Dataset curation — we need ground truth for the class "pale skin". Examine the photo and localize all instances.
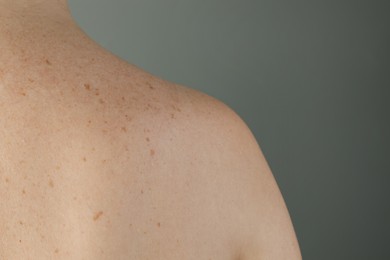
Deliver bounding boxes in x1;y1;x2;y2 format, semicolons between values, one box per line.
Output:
0;0;302;259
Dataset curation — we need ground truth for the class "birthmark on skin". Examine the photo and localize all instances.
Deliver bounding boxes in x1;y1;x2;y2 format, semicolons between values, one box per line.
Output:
150;149;155;156
93;211;104;221
45;59;52;65
84;83;91;91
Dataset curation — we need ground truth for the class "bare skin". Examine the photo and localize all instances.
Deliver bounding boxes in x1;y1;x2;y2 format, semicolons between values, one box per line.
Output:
0;1;302;259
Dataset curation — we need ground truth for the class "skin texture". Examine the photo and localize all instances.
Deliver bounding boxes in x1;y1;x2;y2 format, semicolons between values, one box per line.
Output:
0;1;302;259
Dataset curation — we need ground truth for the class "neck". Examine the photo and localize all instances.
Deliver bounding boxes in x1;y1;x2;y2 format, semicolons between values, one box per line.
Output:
0;0;78;46
0;0;108;85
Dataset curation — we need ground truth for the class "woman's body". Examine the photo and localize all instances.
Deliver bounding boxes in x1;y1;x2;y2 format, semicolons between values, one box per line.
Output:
0;1;301;259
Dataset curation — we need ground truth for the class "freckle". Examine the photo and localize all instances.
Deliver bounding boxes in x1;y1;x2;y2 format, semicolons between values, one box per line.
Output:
73;196;77;200
21;92;26;96
102;159;107;163
84;83;91;90
28;78;34;83
150;149;155;156
56;165;61;170
143;231;147;234
157;222;161;228
122;96;126;101
45;59;52;65
22;189;26;194
5;178;9;183
49;180;54;188
129;223;132;228
93;211;103;221
19;221;23;225
92;147;95;151
104;120;108;124
19;240;22;243
146;137;150;142
95;89;100;96
54;249;59;254
170;113;175;119
147;82;155;90
141;189;144;194
99;98;105;104
121;126;127;132
82;156;87;162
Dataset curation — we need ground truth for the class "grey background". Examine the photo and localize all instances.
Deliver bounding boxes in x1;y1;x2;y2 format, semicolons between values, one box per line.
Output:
68;0;390;259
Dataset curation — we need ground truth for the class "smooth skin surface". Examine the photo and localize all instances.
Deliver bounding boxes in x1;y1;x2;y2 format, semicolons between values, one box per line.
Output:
0;1;302;259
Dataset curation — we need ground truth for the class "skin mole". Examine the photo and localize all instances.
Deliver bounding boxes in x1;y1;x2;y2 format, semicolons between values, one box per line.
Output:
93;211;103;221
84;83;91;90
146;82;155;90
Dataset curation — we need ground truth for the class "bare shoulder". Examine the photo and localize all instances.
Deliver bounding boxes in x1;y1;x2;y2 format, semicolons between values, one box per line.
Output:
172;84;302;260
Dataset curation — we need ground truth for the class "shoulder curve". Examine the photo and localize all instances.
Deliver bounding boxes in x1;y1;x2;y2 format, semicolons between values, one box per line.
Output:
173;84;302;260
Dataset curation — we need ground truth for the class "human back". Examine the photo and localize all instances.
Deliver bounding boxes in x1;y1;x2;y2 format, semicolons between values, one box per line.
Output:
0;1;301;259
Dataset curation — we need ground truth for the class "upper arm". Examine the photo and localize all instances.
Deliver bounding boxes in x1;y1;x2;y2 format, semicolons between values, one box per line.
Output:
194;94;302;260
